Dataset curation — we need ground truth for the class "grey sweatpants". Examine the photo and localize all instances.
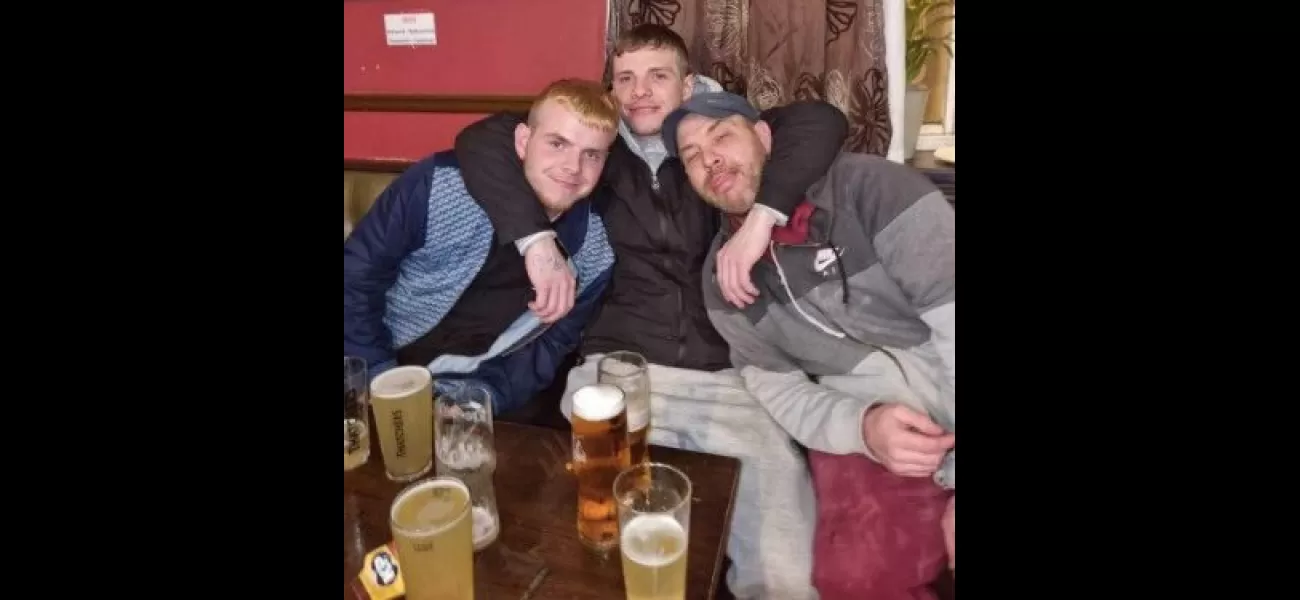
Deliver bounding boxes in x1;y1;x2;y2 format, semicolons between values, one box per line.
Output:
560;353;819;600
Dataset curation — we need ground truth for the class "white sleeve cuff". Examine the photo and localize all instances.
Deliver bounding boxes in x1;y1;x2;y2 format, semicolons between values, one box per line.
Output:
514;230;558;255
754;204;789;227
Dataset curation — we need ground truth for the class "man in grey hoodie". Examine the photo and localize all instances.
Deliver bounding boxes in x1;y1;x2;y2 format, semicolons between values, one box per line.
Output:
667;92;957;599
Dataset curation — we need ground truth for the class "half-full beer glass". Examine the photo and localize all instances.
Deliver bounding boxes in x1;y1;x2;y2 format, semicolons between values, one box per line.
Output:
599;351;651;465
571;383;632;553
389;477;475;600
434;380;499;551
369;366;435;482
344;357;371;472
615;463;692;600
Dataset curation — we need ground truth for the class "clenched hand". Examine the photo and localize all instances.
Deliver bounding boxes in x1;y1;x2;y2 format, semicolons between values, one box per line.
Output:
715;210;775;308
861;403;955;478
524;238;576;323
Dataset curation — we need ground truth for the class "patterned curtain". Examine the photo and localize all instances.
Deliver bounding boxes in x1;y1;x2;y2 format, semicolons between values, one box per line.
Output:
607;0;893;157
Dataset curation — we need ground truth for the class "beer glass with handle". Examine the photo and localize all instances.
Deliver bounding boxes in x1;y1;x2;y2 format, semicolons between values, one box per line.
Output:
369;366;436;482
571;383;632;553
344;357;371;472
615;462;692;600
389;477;475;600
598;351;652;465
434;379;499;551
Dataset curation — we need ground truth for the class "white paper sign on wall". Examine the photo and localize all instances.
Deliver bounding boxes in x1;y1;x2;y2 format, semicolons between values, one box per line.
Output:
384;12;436;46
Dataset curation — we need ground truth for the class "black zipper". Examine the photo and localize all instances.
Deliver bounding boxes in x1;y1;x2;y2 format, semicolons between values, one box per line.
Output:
650;162;686;367
655;206;687;366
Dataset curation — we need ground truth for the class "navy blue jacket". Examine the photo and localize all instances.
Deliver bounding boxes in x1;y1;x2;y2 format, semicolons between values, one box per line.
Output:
343;151;615;414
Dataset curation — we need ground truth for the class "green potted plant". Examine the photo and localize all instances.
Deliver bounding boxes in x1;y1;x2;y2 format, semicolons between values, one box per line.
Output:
903;0;955;159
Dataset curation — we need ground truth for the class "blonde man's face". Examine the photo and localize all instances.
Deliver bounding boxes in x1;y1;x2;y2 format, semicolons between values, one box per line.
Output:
514;100;616;217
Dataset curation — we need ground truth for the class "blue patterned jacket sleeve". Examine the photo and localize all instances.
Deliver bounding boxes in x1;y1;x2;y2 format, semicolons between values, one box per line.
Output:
465;266;612;414
343;171;430;378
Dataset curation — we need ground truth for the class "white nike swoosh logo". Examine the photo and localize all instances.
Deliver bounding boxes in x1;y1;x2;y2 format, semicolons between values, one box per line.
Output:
813;252;838;272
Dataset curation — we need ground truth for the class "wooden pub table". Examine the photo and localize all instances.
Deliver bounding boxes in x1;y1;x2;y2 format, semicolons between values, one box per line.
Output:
345;421;742;599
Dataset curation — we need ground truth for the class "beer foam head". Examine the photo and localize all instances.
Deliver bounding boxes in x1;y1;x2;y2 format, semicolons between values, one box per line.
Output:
620;513;687;567
572;383;625;422
390;477;470;536
370;366;432;399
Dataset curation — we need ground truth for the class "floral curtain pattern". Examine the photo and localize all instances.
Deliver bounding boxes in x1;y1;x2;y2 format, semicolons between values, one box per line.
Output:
607;0;892;156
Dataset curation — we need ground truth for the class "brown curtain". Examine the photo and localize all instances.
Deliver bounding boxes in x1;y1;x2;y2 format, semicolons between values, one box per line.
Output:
607;0;892;157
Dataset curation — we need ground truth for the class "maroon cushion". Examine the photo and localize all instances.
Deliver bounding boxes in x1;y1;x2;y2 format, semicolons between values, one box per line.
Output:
808;450;951;600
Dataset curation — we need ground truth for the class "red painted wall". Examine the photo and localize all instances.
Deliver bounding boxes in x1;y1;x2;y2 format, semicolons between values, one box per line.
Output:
344;0;608;162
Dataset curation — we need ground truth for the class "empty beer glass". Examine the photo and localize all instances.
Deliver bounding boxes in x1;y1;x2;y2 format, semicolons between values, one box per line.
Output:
389;477;475;600
344;357;371;472
615;463;692;600
434;380;499;551
571;383;632;553
369;366;436;482
599;351;652;465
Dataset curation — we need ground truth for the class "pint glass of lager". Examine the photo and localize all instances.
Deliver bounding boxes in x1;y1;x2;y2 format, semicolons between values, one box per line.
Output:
615;463;692;600
389;477;475;600
344;357;371;472
369;366;435;482
571;383;632;552
598;352;651;465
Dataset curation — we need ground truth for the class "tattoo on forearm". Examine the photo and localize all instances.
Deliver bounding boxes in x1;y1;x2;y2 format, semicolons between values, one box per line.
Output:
528;249;567;273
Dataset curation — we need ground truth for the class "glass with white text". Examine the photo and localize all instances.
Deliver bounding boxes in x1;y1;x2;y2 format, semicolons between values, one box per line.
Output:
389;477;475;600
343;357;370;471
369;366;436;482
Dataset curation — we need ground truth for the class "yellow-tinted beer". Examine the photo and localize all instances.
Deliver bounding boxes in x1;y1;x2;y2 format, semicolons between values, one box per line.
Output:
389;478;474;600
370;367;435;482
620;514;689;600
343;417;370;471
571;383;631;552
615;462;692;600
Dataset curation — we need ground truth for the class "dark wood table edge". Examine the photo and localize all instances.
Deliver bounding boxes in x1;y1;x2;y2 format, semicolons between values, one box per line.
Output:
708;458;740;598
